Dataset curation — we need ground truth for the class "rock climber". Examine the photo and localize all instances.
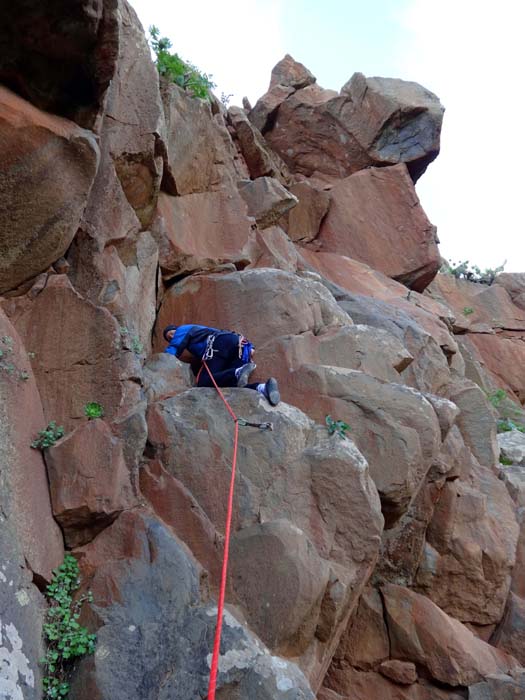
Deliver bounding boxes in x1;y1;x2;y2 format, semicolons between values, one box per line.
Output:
163;324;280;405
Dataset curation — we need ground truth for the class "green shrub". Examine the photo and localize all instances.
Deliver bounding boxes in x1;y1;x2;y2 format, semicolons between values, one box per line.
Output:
31;422;65;450
499;455;513;466
441;259;506;286
41;554;96;700
326;415;351;439
497;418;525;434
486;388;507;408
462;306;474;316
149;26;215;99
84;402;104;420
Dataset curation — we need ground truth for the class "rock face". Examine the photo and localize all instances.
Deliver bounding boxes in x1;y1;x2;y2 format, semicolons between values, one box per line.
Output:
0;86;99;294
2;12;525;700
250;60;444;182
317;165;440;291
146;390;383;686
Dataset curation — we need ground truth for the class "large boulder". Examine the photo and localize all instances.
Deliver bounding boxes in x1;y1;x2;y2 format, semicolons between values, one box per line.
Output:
285;365;442;526
415;460;520;625
145;390;383;686
2;275;130;431
153;268;351;353
0;0;119;127
0;86;99;295
238;177;298;229
340;72;444;181
496;272;525;310
0;309;63;582
152;191;255;279
161;83;243;195
72;511;315;700
498;430;525;466
382;584;520;686
228;105;291;181
297;252;459;393
491;593;525;665
46;419;136;547
250;61;443;182
317;164;440;291
325;668;464;699
469;673;525;700
100;1;166;227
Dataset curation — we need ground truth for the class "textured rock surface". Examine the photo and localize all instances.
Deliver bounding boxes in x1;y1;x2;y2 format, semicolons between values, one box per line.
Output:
71;511;315;700
317;165;440;291
238;176;298;229
2;13;524;700
252;66;443;182
382;584;520;686
0;310;64;582
146;390;383;685
0;86;99;294
153;190;254;279
498;431;525;466
46;419;136;547
2;275;127;431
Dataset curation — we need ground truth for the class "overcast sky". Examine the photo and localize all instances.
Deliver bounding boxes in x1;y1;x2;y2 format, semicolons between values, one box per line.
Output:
130;0;524;273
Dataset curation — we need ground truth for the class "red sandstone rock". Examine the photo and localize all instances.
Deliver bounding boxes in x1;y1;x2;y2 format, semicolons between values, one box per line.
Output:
496;272;525;310
139;459;222;584
153;268;350;353
161;83;243;195
492;593;525;665
416;459;519;625
325;668;464;699
0;309;63;581
249;226;299;272
252;63;443;182
101;2;165;227
46;419;136;547
340;72;444;181
153;191;255;279
318;165;440;291
379;660;418;685
146;390;383;686
281;180;331;243
269;54;316;91
229;519;329;655
382;584;520;686
0;0;119;127
2;275;126;431
0;86;99;295
331;587;390;670
238;177;298;229
228;105;291;181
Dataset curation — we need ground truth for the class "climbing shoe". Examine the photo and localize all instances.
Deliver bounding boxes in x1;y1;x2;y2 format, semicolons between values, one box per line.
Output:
236;362;256;387
265;377;280;406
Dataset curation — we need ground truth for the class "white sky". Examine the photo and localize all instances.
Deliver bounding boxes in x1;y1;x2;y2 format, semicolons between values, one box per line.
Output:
130;0;524;273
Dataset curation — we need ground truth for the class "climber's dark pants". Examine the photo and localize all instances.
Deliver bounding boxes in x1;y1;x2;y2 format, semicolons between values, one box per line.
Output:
195;332;258;390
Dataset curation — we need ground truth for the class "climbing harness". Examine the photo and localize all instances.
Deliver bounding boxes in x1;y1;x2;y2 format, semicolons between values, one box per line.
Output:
203;360;271;700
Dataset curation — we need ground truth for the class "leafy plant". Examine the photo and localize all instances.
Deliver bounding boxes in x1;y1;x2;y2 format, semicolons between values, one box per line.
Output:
462;306;474;316
41;553;96;700
499;455;513;466
84;402;104;420
486;388;507;408
326;415;351;439
441;259;506;286
497;418;525;434
31;422;65;450
149;26;215;99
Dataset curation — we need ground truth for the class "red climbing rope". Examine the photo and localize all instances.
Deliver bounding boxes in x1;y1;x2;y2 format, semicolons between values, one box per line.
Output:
203;360;239;700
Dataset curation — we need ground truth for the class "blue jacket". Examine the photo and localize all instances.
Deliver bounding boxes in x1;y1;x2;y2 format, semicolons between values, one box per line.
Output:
164;324;221;359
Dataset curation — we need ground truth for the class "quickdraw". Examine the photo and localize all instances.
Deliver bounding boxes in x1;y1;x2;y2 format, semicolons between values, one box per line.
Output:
237;418;273;431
